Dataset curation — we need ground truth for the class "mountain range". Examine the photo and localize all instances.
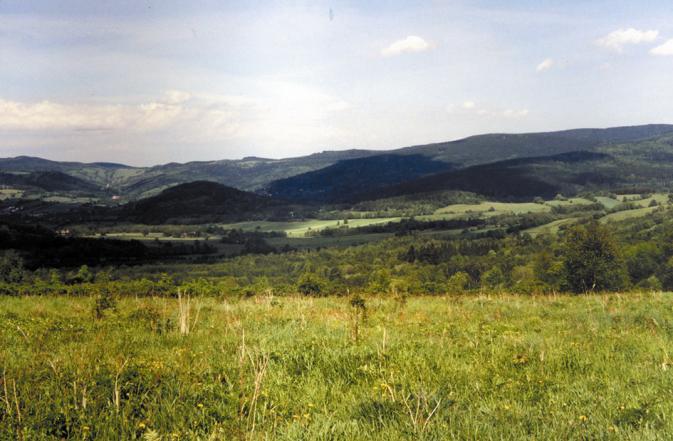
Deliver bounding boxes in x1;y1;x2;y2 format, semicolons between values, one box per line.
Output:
2;124;673;217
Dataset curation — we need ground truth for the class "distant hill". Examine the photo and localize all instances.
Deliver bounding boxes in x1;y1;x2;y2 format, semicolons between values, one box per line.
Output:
125;149;379;197
366;151;619;200
264;154;455;203
0;171;101;193
2;124;673;200
399;124;673;166
119;181;295;224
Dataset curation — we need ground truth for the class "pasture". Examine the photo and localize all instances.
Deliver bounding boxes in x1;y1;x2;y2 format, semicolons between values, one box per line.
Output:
2;293;673;440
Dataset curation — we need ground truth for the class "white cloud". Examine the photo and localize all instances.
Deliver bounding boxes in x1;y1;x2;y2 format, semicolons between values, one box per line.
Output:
650;39;673;56
0;92;247;134
164;90;192;104
0;83;353;161
536;58;554;72
503;109;529;118
596;28;659;52
381;35;431;57
449;101;528;119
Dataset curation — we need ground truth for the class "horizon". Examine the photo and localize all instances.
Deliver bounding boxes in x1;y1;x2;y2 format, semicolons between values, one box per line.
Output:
2;1;673;165
2;122;673;168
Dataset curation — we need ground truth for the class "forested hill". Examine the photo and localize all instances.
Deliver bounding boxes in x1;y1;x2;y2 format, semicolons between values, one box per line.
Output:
118;181;297;224
2;124;672;199
264;154;455;203
396;124;673;166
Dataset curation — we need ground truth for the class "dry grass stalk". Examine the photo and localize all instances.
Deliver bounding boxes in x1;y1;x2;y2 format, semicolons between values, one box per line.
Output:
401;391;442;435
2;368;11;416
113;359;128;412
178;289;202;336
246;352;270;434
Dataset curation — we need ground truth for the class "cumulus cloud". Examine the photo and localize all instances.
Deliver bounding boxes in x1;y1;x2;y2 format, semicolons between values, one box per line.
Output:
650;39;673;56
0;84;353;159
449;101;528;119
381;35;431;57
0;91;244;133
536;58;554;72
503;109;529;118
596;28;659;52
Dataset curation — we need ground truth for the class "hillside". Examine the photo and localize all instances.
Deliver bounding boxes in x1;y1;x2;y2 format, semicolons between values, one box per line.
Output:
119;181;293;224
399;124;673;166
2;124;673;200
0;171;101;193
364;151;621;200
264;154;455;203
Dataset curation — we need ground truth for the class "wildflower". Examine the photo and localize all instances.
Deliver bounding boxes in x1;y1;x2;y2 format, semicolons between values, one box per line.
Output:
138;422;146;429
579;415;588;422
197;403;204;409
82;426;90;432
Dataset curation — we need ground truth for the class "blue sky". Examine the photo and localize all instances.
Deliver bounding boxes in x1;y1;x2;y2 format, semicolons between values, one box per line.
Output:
1;0;673;165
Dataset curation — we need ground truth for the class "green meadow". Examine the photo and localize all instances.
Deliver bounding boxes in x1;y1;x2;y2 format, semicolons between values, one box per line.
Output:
2;293;673;440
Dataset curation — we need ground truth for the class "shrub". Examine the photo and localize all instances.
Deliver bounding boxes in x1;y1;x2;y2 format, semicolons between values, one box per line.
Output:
561;221;628;293
447;271;470;293
93;286;117;319
297;273;326;296
0;251;26;283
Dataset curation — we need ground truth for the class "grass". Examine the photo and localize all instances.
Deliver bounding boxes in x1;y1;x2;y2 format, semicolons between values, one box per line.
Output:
3;293;673;440
595;196;620;209
427;198;594;222
218;218;401;238
600;206;660;223
524;217;579;237
433;201;550;216
0;188;23;200
91;232;215;241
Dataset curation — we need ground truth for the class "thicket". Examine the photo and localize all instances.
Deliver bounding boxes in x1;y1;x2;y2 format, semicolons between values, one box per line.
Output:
4;212;673;297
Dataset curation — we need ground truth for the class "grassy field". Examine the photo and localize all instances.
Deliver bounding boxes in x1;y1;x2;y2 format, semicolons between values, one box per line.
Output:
0;188;23;200
523;217;580;237
218;218;401;238
2;293;673;440
600;206;660;223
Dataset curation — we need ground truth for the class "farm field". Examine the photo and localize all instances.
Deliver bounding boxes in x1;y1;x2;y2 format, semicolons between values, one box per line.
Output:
600;206;660;223
218;217;402;237
2;293;673;440
0;188;23;200
523;217;580;237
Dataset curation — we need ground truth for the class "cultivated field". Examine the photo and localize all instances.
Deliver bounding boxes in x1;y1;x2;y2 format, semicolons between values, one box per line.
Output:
2;293;673;440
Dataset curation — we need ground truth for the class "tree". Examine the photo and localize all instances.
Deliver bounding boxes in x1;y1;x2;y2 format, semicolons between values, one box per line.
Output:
533;250;563;291
481;267;506;291
624;242;661;284
71;265;94;284
367;269;391;294
0;251;26;283
297;273;326;296
561;222;628;293
447;271;470;293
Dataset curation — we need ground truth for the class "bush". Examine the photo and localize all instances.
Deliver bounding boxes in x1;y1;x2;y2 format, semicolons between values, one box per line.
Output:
297;273;327;296
561;222;628;293
447;271;470;293
0;251;26;283
93;286;117;319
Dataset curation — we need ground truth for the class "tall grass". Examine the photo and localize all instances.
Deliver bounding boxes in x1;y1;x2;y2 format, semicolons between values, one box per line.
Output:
1;293;673;439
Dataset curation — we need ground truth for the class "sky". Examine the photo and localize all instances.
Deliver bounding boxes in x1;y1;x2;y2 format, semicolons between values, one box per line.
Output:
1;0;673;166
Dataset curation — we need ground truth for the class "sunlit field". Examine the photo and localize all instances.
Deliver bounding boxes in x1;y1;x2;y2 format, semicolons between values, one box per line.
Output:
2;292;673;440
